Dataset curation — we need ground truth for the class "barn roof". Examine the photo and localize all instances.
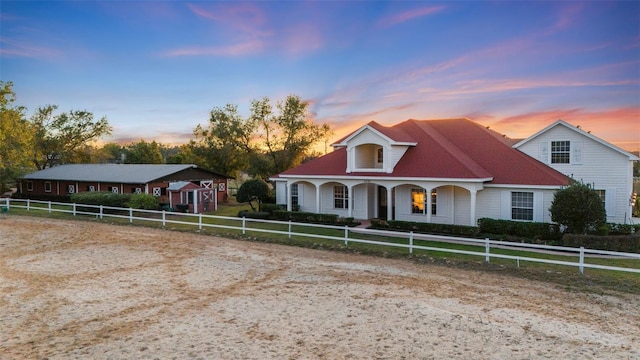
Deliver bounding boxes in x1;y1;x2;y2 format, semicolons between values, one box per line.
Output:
278;118;569;186
23;164;216;183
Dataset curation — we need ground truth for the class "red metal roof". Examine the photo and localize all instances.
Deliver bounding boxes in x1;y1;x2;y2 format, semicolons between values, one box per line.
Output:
280;118;569;186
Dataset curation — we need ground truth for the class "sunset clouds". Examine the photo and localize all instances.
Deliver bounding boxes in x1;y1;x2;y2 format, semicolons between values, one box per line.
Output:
1;1;638;151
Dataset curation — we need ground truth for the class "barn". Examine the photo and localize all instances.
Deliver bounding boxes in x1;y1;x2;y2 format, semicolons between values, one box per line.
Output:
18;164;231;210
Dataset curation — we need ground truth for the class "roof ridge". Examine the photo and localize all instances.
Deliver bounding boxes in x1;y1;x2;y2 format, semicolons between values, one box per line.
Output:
405;119;491;178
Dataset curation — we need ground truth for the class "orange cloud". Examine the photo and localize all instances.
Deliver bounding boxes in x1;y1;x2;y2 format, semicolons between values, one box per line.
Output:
487;107;640;151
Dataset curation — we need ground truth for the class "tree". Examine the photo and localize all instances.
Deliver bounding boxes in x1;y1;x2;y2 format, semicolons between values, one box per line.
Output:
97;142;124;163
550;182;606;234
236;179;271;211
0;81;33;192
30;105;112;169
250;95;331;178
122;140;163;164
190;104;255;177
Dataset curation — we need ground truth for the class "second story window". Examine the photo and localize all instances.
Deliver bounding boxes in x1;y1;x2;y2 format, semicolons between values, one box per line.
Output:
551;141;570;164
377;147;383;164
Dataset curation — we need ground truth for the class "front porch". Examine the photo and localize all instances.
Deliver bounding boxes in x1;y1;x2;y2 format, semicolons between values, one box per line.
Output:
277;179;484;226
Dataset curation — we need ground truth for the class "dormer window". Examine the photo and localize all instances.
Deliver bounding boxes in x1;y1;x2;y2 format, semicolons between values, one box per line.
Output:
377;147;383;164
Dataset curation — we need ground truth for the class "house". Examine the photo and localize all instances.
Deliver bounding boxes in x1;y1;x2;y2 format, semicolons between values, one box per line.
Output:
271;118;571;226
513;120;639;224
19;164;231;208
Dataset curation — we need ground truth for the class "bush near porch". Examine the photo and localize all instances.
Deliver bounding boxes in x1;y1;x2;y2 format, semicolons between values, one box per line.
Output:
370;219;478;238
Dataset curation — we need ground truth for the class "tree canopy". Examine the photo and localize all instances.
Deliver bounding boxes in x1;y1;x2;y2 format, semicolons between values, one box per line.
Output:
236;179;271;211
550;182;607;234
30;105;111;169
0;81;32;192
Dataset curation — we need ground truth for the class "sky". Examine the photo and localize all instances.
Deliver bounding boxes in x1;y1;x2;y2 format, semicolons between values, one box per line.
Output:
1;1;639;152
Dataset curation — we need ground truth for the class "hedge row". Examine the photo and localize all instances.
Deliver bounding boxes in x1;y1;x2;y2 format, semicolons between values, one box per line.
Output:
477;218;562;241
370;219;479;237
238;209;358;226
561;234;640;253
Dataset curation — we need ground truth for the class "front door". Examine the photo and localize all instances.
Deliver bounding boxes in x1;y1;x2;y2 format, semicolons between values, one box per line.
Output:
378;186;387;220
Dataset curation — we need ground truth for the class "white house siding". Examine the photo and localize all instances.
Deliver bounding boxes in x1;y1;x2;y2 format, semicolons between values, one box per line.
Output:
389;146;410;172
275;181;286;205
299;182;317;213
517;125;634;223
453;187;472;226
394;185;455;224
352;184;368;219
475;188;502;221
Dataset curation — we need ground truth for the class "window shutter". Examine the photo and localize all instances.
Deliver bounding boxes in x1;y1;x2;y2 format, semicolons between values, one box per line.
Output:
501;191;511;219
539;141;549;163
605;188;616;217
571;140;582;164
533;192;544;222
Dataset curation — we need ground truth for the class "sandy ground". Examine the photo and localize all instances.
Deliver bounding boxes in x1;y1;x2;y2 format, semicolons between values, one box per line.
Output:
1;216;639;360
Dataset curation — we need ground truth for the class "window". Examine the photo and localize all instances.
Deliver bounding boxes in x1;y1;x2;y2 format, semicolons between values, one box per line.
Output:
153;187;161;197
431;189;437;215
511;192;534;221
411;189;437;215
133;187;142;194
27;181;33;191
291;184;299;209
411;189;425;214
87;185;96;192
67;185;75;194
44;181;52;193
377;147;383;164
110;186;119;194
334;185;348;209
551;141;570;164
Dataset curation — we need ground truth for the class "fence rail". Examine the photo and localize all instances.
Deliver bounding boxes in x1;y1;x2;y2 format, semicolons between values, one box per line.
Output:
3;198;639;275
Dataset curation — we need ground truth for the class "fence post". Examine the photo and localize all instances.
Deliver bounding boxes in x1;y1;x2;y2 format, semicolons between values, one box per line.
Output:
129;208;133;223
5;197;8;210
288;220;292;239
199;213;202;230
409;231;414;254
72;203;76;216
579;247;585;275
48;201;52;214
27;199;30;211
344;225;348;246
162;210;166;228
242;217;246;235
485;238;490;263
99;205;103;220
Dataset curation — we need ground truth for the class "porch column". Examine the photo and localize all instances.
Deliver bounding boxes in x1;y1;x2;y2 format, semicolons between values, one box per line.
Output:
286;182;292;211
425;187;433;223
347;185;354;218
387;186;393;221
315;184;321;214
193;190;198;214
470;189;477;226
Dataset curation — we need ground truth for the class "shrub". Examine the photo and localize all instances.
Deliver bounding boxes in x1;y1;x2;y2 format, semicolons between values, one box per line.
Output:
260;203;280;215
125;193;159;210
561;233;640;253
477;218;562;242
550;182;606;234
71;192;131;208
237;210;270;219
369;219;478;237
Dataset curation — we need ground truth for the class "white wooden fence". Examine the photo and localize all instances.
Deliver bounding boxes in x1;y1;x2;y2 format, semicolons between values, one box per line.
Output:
3;198;640;275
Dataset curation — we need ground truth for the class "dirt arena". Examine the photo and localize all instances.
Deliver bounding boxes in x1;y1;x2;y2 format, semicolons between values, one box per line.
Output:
1;216;638;359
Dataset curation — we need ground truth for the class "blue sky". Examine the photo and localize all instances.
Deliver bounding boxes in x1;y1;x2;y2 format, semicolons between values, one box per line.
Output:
1;1;639;151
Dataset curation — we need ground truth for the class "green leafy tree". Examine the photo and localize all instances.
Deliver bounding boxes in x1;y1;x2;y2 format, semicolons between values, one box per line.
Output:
97;142;124;163
236;179;271;211
122;140;163;164
0;81;33;192
30;105;111;169
550;182;606;234
250;95;331;178
190;104;255;177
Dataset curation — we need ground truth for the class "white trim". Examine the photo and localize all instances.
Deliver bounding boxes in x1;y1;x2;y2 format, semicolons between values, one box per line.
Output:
332;124;417;148
274;175;494;183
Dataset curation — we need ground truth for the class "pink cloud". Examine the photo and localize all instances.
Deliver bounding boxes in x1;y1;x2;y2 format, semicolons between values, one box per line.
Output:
378;6;446;27
0;38;62;59
163;41;266;57
187;3;271;38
